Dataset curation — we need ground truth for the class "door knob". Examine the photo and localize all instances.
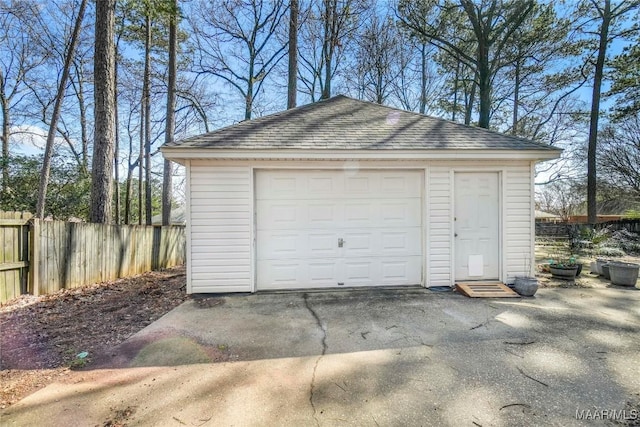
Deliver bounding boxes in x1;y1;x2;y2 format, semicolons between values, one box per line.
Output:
338;238;344;247
454;233;458;237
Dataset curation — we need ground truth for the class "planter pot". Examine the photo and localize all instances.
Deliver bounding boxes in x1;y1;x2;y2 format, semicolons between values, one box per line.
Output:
608;262;640;287
514;276;538;296
590;261;598;274
596;258;610;276
550;265;579;280
575;263;583;277
602;264;611;280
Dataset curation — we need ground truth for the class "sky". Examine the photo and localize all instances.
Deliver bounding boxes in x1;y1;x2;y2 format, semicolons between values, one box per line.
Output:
7;0;638;197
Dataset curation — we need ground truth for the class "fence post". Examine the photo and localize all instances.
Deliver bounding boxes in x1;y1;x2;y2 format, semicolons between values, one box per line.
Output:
29;218;41;296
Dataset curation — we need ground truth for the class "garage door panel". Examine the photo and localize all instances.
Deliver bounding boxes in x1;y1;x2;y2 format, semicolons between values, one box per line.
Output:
343;228;421;257
381;200;421;225
256;200;341;230
257;259;340;290
308;203;337;225
308;232;339;257
258;231;341;259
256;170;423;289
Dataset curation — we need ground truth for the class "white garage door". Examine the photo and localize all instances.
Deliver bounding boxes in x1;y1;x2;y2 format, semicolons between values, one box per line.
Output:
256;170;423;290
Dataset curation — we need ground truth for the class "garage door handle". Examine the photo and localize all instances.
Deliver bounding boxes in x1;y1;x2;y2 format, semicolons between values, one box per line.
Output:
338;238;345;247
454;233;458;237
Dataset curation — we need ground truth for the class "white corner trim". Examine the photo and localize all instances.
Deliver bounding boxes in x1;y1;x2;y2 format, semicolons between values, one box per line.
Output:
424;166;430;288
530;161;536;277
185;160;192;294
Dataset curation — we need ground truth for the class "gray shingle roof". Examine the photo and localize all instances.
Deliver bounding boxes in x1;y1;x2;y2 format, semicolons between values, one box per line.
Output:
164;95;560;151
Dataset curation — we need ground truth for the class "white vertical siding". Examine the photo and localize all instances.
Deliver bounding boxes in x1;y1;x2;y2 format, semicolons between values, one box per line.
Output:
503;163;534;282
183;159;535;292
427;166;452;286
189;165;252;293
426;161;534;286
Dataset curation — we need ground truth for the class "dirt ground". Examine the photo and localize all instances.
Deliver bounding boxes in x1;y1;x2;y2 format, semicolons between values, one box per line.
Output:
535;249;640;289
0;266;188;408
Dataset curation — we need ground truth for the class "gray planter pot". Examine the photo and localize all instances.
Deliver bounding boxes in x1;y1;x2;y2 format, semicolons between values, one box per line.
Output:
608;262;640;287
602;264;611;280
514;276;538;296
550;265;578;280
596;258;610;276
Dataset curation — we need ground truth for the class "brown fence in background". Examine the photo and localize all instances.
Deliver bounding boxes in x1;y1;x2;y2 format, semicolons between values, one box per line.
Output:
0;211;185;303
536;219;640;237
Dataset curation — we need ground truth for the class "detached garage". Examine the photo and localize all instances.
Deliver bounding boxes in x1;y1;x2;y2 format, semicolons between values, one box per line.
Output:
161;95;561;294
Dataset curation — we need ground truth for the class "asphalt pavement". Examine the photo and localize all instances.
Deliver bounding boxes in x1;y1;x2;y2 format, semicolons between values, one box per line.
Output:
2;285;639;426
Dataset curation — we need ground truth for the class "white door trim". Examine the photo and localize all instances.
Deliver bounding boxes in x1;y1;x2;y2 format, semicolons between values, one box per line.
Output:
450;169;504;283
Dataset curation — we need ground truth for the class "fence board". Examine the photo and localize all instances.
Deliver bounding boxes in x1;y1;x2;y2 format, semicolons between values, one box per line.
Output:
0;211;32;301
1;211;185;303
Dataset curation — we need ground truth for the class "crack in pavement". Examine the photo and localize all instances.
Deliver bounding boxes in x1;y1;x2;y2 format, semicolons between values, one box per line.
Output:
303;293;327;426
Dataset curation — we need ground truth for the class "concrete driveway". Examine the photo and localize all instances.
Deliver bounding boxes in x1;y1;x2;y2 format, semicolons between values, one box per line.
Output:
2;286;640;426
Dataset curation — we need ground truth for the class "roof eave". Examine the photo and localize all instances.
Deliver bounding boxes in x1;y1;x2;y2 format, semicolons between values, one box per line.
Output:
161;147;562;164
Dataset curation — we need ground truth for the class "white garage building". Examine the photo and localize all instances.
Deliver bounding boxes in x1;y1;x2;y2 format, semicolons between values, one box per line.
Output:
161;96;561;294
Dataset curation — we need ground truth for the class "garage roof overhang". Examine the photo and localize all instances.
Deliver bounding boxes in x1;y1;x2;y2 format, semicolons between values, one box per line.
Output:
161;147;562;165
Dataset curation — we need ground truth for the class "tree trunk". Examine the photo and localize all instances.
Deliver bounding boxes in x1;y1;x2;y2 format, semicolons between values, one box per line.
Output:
477;55;491;128
420;43;428;115
321;0;332;100
138;105;144;225
512;60;520;135
36;0;87;219
77;66;88;174
125;115;135;225
587;0;611;225
124;166;133;225
287;0;298;109
452;61;460;121
245;79;253;120
144;13;152;225
114;46;120;224
90;0;116;224
464;77;476;126
162;0;178;226
1;94;9;192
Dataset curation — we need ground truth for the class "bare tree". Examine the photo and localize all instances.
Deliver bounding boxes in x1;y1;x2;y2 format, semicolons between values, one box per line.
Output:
351;14;400;104
162;0;178;226
36;0;87;218
0;2;48;193
90;0;116;223
582;0;640;224
295;0;367;101
398;0;535;128
599;114;640;198
288;0;298;109
191;0;289;120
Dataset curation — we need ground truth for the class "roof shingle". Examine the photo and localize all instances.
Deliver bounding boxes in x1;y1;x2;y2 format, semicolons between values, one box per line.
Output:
164;95;560;152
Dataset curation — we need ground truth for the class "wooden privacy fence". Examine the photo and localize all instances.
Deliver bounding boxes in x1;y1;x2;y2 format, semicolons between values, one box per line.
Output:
1;211;185;303
0;211;31;303
536;219;640;237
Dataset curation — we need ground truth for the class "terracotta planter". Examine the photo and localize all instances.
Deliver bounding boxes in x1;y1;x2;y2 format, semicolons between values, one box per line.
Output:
514;276;538;296
608;262;639;287
550;265;578;280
